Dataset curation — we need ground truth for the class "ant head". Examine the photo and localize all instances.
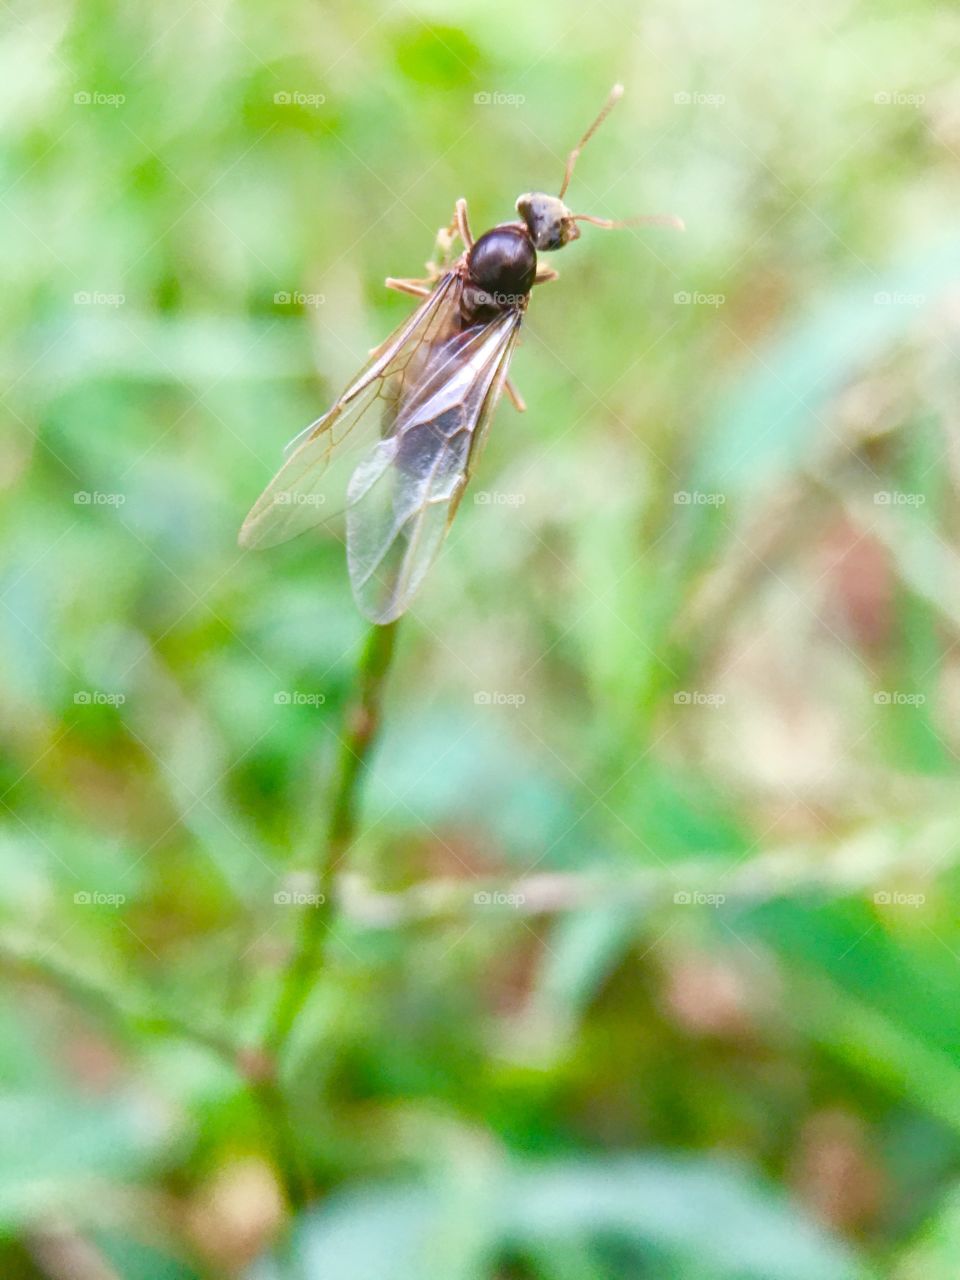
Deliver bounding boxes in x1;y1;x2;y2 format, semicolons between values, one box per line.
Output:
515;193;579;252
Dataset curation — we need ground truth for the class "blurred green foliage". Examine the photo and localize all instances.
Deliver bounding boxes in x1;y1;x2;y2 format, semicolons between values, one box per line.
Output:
3;0;960;1275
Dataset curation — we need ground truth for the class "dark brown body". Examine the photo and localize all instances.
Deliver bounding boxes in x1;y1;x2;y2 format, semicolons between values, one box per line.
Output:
461;224;537;324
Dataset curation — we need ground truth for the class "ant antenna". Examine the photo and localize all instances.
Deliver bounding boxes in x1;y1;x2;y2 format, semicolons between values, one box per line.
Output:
573;212;686;231
558;83;624;200
558;85;686;234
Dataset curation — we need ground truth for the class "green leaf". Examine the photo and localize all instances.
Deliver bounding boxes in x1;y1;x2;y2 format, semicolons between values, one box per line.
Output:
253;1155;864;1280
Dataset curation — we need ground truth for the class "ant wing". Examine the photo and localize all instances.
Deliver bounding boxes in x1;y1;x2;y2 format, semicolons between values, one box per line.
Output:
347;306;523;624
238;272;462;549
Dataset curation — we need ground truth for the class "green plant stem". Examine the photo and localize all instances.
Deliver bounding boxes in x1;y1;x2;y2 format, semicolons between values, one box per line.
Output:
0;934;238;1065
0;935;312;1212
252;1074;313;1210
266;619;401;1059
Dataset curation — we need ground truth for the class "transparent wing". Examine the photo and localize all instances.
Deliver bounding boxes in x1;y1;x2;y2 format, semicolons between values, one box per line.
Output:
238;274;461;549
347;308;523;624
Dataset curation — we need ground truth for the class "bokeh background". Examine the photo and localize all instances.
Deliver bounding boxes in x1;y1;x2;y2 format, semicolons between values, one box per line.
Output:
4;0;960;1275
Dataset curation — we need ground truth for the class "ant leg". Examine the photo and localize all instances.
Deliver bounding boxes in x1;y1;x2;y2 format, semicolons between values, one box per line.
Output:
369;278;432;352
505;377;526;413
455;197;474;250
426;199;470;276
385;276;432;298
534;265;559;286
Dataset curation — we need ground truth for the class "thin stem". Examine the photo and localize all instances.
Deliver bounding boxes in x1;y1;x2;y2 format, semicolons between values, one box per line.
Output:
0;617;403;1221
265;619;401;1059
251;1075;312;1210
0;936;310;1210
0;934;238;1065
